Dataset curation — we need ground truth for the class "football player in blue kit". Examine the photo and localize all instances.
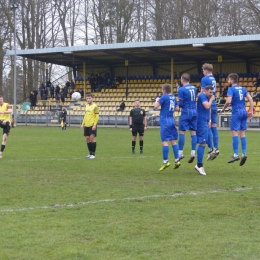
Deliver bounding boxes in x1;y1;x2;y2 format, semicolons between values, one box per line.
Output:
154;83;181;171
195;86;215;176
178;73;198;163
220;73;253;166
201;63;219;160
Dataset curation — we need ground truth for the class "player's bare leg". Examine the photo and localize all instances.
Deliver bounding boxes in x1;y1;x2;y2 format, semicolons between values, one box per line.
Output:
0;133;8;158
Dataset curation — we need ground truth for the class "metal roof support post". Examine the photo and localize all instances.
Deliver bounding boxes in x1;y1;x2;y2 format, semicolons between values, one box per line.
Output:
10;0;18;126
125;60;129;99
171;58;174;91
219;62;223;95
83;61;86;99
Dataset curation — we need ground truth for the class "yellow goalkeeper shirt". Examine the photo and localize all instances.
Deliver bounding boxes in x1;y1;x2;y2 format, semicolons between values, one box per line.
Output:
0;103;11;121
82;103;99;127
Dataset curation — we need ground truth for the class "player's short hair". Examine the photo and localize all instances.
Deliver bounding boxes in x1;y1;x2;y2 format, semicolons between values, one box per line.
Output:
227;73;239;83
202;63;213;72
205;85;214;91
0;95;2;98
162;83;172;94
181;73;190;82
86;93;93;98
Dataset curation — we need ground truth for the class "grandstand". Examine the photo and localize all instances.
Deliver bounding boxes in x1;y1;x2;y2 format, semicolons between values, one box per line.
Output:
8;34;260;127
15;73;260;127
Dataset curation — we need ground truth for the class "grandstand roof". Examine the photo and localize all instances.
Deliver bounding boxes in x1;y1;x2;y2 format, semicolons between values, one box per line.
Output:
7;34;260;70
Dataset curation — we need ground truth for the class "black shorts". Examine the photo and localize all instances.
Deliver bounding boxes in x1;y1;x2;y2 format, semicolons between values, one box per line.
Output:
0;121;10;135
84;126;97;137
132;125;144;137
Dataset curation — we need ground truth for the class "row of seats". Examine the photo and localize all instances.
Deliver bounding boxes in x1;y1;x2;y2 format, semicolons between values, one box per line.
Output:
22;74;260;118
74;73;260;82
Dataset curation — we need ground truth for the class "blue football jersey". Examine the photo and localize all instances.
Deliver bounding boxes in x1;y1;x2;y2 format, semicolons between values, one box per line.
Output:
201;74;217;95
159;94;177;119
197;93;210;122
227;85;248;112
178;84;197;111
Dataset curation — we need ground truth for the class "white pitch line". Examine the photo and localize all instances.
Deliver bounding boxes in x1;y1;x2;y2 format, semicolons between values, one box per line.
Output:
0;187;253;214
2;152;260;162
3;156;156;162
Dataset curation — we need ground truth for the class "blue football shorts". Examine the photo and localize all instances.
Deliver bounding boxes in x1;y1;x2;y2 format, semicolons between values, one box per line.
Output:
179;113;197;131
230;110;248;131
160;117;178;142
197;121;209;144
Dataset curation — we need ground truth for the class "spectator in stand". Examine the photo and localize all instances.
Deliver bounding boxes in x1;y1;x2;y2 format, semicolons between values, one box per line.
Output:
110;78;117;89
90;71;95;92
105;78;112;89
80;89;84;99
214;72;220;83
46;80;52;96
104;70;111;85
221;86;228;98
33;88;38;103
117;100;126;112
252;90;259;105
39;83;45;100
176;81;181;92
116;75;123;84
96;72;104;92
65;80;71;89
253;74;260;89
29;91;36;109
71;80;75;89
50;84;55;98
55;85;60;101
63;83;69;100
60;89;65;104
45;87;48;99
42;91;47;101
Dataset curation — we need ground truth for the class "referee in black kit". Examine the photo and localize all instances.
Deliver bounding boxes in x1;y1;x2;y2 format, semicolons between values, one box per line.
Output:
129;100;147;154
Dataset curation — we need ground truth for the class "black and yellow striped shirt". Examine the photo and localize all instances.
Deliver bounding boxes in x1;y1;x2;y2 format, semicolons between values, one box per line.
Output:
82;103;99;127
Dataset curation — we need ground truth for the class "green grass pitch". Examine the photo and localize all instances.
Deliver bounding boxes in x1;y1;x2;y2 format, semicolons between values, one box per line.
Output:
0;126;260;260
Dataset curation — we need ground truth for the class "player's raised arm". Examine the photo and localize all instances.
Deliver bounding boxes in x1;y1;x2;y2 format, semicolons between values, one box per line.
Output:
220;96;232;113
202;94;215;110
154;97;161;109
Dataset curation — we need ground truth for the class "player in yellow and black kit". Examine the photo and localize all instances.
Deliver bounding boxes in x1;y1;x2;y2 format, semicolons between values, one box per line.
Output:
0;95;12;158
81;93;99;159
129;100;147;154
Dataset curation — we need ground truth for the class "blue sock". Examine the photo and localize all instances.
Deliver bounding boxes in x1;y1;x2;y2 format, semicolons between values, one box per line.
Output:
178;133;185;150
162;146;169;161
241;137;247;155
232;136;239;155
191;135;197;150
172;144;179;160
211;127;219;148
197;145;205;164
207;128;213;150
